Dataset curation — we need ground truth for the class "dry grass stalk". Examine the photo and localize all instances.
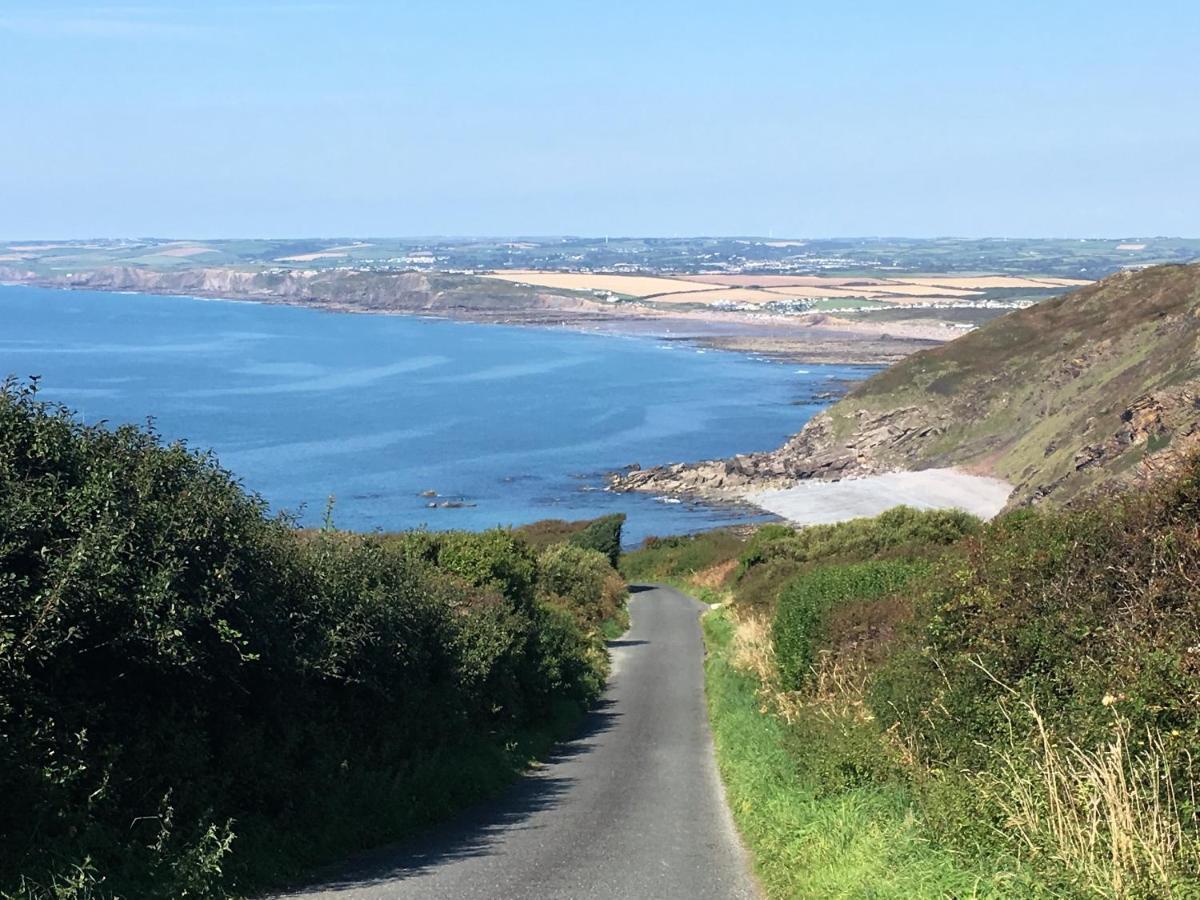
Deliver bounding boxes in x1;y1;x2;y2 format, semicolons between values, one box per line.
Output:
974;698;1199;898
727;606;878;726
729;609;776;686
693;558;739;591
808;649;874;723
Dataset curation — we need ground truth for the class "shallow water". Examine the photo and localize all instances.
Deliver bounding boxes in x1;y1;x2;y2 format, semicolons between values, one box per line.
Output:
1;285;871;544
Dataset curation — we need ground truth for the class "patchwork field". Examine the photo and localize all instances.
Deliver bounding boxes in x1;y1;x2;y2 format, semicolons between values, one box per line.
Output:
480;269;1093;307
481;270;714;297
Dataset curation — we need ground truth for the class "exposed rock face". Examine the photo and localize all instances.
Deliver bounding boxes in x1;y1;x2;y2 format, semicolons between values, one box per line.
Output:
610;405;953;498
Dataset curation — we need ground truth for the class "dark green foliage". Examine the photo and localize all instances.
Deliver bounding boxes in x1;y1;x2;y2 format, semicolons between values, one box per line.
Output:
870;476;1200;772
566;513;625;568
619;528;746;582
772;561;926;691
382;529;539;609
0;382;614;898
732;507;975;613
740;506;977;574
536;543;628;635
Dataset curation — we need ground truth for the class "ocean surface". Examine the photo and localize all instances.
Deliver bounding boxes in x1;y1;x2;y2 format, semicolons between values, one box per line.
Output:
1;285;871;545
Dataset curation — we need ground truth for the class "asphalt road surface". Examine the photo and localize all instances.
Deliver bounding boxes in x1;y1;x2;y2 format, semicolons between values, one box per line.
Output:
278;583;757;900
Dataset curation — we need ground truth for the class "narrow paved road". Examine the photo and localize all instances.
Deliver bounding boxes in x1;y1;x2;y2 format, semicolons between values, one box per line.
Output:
279;584;757;900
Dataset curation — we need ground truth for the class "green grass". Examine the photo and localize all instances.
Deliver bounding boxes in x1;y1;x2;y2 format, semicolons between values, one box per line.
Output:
702;609;1024;899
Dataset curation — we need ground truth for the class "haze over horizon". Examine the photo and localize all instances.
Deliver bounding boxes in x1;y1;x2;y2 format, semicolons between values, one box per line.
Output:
3;0;1198;239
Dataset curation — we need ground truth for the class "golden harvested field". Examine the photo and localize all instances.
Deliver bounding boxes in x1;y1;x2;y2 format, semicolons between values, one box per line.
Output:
864;283;979;298
899;275;1091;289
681;274;889;288
760;285;890;299
642;288;789;305
277;251;348;261
482;271;715;297
480;269;1095;308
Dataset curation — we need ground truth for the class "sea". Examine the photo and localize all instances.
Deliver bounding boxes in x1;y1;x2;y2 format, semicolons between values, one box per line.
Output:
1;285;871;545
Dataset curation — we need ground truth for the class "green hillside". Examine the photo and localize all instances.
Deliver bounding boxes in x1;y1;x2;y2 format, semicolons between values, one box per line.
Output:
827;262;1200;504
618;263;1200;508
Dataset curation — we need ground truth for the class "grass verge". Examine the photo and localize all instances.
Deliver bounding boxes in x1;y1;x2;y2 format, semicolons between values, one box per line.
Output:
702;607;1019;899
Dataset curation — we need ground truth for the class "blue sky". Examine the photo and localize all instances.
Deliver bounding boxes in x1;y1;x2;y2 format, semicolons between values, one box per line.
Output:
2;1;1197;238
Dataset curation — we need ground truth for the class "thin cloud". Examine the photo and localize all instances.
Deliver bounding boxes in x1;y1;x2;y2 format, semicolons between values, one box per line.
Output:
0;12;214;40
0;0;340;38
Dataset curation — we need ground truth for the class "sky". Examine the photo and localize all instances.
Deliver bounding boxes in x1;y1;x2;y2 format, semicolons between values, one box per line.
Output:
1;1;1198;239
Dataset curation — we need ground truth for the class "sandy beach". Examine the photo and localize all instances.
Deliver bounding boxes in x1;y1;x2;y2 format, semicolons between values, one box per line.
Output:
745;468;1013;525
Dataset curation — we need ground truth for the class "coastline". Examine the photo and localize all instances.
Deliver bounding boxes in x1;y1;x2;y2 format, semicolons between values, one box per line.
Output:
0;269;943;366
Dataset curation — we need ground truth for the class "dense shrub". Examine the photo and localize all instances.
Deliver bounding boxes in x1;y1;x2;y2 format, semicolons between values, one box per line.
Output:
725;508;974;614
740;506;977;575
619;529;747;583
567;513;626;568
871;480;1200;770
772;561;926;691
537;543;628;634
0;382;614;898
382;528;539;608
857;467;1200;893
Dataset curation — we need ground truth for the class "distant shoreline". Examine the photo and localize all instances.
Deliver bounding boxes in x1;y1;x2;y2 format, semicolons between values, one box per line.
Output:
0;269;942;366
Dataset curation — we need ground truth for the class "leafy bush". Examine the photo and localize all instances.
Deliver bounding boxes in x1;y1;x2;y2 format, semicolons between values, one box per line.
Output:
741;506;977;576
862;465;1200;892
723;508;972;614
383;528;540;608
0;382;613;897
871;481;1200;768
537;543;628;634
773;561;926;691
619;529;747;583
567;513;625;568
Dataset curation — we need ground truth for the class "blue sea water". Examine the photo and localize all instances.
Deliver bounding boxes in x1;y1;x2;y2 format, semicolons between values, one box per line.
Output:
1;285;871;545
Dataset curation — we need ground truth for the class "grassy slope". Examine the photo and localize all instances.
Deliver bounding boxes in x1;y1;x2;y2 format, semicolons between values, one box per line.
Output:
703;610;1020;898
822;263;1200;504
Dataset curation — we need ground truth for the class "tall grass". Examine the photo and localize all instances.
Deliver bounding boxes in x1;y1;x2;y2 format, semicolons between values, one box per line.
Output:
703;608;1019;899
973;699;1200;897
677;488;1200;897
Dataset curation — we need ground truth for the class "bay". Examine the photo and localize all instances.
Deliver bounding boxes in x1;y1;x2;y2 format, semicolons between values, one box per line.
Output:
1;285;870;544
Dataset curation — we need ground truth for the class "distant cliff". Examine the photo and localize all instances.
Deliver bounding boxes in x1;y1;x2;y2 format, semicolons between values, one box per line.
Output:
615;263;1200;509
0;265;612;323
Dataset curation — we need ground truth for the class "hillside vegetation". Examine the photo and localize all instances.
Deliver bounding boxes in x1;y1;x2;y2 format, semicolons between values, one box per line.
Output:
0;382;626;899
617;263;1200;509
626;472;1200;897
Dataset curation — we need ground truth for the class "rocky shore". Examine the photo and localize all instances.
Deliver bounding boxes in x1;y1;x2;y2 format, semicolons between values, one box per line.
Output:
609;405;942;499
